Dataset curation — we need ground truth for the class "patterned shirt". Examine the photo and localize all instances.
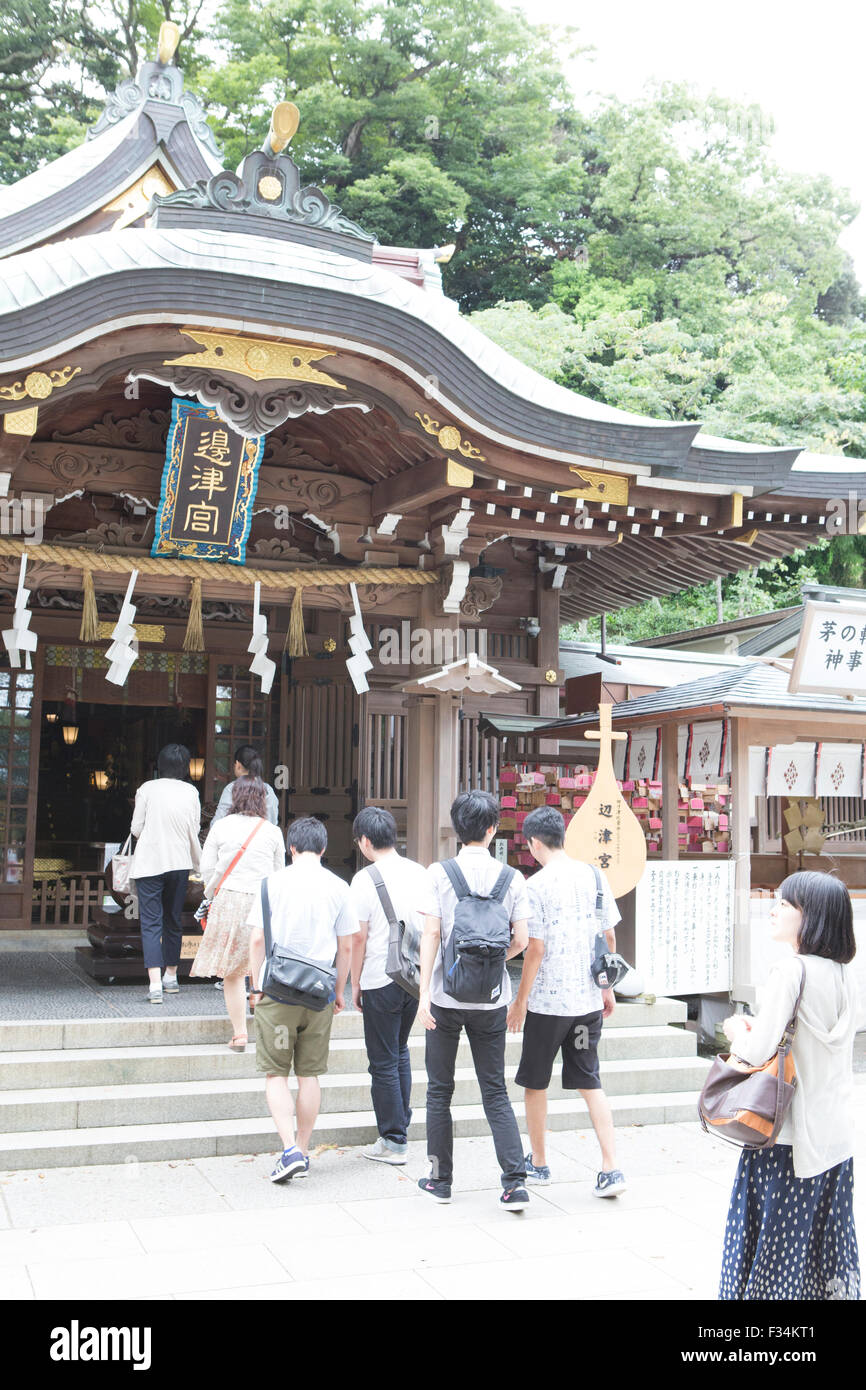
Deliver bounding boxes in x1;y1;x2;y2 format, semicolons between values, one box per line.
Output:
527;855;621;1017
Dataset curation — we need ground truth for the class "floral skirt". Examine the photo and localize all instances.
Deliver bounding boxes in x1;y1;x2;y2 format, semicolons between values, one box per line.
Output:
189;888;254;981
719;1144;860;1301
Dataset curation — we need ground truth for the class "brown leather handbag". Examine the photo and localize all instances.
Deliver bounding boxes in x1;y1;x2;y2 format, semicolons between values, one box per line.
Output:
698;960;806;1149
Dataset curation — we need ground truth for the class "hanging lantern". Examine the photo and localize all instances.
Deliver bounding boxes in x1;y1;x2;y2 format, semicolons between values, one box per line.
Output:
62;725;79;747
189;757;205;781
91;770;110;790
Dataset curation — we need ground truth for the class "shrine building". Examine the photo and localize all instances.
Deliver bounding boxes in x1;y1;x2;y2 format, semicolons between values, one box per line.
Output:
0;25;857;975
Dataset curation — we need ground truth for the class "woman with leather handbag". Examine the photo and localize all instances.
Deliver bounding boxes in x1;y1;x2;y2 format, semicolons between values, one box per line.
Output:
192;777;285;1050
717;872;860;1301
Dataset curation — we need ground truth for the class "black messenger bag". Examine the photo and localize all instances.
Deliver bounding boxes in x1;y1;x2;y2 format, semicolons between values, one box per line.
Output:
259;880;336;1012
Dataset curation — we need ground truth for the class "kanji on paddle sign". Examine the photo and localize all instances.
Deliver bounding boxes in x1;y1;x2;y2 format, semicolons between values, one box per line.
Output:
564;704;647;898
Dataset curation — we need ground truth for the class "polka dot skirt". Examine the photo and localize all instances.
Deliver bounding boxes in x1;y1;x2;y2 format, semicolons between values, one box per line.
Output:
719;1144;860;1300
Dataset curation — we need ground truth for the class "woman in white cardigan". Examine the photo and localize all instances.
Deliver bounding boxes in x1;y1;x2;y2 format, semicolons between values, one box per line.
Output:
719;871;860;1300
192;777;285;1049
130;744;201;1003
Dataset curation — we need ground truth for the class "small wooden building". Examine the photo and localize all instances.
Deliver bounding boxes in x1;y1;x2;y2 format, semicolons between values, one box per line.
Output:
0;31;853;938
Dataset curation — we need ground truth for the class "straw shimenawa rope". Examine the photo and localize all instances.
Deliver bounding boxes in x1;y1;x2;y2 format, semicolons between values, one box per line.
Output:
285;584;309;658
0;540;438;592
78;569;99;642
182;577;204;652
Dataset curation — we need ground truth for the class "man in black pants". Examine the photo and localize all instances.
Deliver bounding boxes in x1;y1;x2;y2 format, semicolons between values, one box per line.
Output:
418;791;530;1211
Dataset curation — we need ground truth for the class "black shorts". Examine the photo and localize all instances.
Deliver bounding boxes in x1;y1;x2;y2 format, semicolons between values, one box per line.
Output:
514;1009;604;1091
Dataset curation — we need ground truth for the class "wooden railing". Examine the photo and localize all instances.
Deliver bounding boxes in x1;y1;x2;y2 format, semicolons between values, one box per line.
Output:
32;876;107;927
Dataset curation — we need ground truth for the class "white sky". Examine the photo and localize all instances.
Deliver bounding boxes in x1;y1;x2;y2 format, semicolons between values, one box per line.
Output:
509;0;866;287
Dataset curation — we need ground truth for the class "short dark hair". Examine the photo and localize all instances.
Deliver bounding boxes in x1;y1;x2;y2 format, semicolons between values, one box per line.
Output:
451;790;500;844
287;816;327;855
234;745;263;779
157;743;190;780
230;776;267;819
523;806;565;849
353;806;398;849
778;871;856;964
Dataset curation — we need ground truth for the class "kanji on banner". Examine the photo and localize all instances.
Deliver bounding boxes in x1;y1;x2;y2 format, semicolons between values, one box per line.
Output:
767;743;817;797
816;742;864;797
152;400;264;564
789;599;866;696
627;728;659;781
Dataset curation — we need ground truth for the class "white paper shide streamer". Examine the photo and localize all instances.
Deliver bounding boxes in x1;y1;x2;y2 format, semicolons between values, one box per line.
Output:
247;581;276;694
105;570;140;686
345;582;372;694
1;554;38;670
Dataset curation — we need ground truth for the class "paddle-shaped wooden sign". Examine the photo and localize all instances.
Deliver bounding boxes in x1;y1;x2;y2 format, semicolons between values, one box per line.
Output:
564;703;648;898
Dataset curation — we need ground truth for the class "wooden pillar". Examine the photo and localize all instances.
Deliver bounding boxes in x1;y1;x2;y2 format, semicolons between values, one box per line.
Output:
731;717;754;1003
661;721;680;860
406;690;460;866
536;575;560;756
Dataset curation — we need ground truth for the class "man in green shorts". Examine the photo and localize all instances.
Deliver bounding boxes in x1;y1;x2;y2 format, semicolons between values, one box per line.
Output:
248;817;358;1181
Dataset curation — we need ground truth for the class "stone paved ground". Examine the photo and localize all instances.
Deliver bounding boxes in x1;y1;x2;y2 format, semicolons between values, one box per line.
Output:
1;1089;864;1302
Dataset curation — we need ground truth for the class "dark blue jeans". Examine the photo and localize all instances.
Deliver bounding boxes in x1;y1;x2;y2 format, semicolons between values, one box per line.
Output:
137;870;188;971
361;980;418;1146
425;1002;525;1188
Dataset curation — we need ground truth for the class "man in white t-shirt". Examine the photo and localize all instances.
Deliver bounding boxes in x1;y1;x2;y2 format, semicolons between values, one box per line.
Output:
349;807;427;1165
507;805;626;1198
418;791;530;1211
248;817;358;1183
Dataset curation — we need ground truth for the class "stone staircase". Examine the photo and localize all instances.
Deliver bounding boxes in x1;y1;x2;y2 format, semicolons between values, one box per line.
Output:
0;998;709;1170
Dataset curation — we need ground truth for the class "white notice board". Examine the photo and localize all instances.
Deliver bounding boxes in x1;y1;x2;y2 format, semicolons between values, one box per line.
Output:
788;599;866;696
635;860;734;994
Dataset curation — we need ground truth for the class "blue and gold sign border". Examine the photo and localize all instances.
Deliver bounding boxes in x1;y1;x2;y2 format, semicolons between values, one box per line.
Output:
151;399;264;565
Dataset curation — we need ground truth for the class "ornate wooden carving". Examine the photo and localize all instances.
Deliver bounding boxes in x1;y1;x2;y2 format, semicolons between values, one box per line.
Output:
459;575;502;621
127;365;371;435
52;410;171;452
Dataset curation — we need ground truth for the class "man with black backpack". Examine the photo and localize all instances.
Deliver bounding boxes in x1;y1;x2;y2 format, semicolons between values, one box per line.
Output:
350;806;428;1165
418;790;531;1211
506;806;627;1197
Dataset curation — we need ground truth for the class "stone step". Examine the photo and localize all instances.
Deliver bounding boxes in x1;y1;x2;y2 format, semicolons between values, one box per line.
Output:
0;1091;704;1170
0;1025;696;1092
0;1055;711;1132
0;997;687;1052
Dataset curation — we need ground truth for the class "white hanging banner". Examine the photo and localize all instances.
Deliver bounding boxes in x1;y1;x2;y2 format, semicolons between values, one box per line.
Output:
749;745;767;798
247;581;276;695
767;743;817;797
816;742;865;797
688;721;725;782
627;727;658;780
678;724;689;777
105;569;140;686
345;582;371;694
1;554;38;670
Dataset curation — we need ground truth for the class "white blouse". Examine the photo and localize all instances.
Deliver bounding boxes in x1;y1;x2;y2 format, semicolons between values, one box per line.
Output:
130;778;202;879
731;951;859;1179
199;814;285;898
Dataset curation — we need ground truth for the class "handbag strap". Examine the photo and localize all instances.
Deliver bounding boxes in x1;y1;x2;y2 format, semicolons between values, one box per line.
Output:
213;818;266;900
260;878;273;959
367;863;400;928
761;958;808;1148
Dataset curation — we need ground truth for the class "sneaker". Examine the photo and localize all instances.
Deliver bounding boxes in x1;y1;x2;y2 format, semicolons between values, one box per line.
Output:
500;1183;530;1213
363;1137;408;1165
162;975;180;994
269;1147;307;1183
594;1169;627;1198
417;1177;452;1204
293;1155;310;1179
524;1151;551;1185
214;979;224;991
147;986;163;1004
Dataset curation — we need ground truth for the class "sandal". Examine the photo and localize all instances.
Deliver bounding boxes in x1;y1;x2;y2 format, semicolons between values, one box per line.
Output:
228;1034;248;1052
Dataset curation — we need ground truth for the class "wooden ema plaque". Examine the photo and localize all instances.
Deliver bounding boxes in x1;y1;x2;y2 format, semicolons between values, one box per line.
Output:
564;704;647;898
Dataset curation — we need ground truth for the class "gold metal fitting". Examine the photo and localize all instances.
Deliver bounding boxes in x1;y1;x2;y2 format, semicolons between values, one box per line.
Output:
267;102;300;154
157;21;181;65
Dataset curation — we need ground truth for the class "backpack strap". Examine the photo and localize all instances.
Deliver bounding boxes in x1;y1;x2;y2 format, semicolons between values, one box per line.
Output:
366;863;400;928
441;858;472;901
488;864;515;903
590;864;605;917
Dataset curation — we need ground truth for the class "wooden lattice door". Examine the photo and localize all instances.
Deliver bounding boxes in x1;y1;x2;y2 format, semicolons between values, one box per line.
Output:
284;675;358;880
0;652;41;927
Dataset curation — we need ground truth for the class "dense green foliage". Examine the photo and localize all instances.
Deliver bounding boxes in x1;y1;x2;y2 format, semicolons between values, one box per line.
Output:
4;0;864;635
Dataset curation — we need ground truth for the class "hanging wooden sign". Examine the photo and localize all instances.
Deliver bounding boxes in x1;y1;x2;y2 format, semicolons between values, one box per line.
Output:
564;703;647;898
152;400;264;564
